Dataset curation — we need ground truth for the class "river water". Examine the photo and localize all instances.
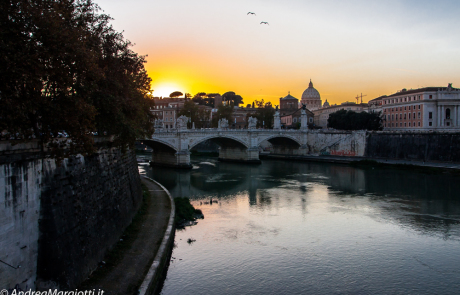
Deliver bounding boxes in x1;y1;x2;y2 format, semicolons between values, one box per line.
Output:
139;157;460;295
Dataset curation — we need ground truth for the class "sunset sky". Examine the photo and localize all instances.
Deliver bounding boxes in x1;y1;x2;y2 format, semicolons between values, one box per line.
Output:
97;0;460;106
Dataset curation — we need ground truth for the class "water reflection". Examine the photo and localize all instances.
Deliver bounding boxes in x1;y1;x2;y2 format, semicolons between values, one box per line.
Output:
140;157;460;295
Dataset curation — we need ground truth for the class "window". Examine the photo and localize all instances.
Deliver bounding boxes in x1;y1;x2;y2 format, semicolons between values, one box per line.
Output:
418;112;421;119
404;123;407;127
429;122;432;126
400;114;402;119
400;123;403;127
446;108;451;119
408;113;411;119
404;114;407;119
404;106;407;111
413;112;416;119
418;122;421;127
418;105;421;109
429;112;432;119
447;122;450;126
409;122;411;127
392;114;394;120
429;95;432;99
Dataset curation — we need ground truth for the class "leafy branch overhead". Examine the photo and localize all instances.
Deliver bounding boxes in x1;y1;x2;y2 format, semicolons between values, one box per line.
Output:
0;0;155;158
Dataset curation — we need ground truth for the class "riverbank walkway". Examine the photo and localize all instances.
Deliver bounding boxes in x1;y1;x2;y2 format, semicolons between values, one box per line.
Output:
263;154;460;170
81;177;172;295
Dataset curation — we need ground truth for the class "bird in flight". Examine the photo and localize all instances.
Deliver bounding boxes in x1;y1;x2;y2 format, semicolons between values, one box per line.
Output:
260;22;269;25
247;12;256;15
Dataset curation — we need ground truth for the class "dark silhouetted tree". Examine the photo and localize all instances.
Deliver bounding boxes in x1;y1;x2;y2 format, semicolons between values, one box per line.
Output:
327;110;383;130
246;102;275;129
170;91;183;98
178;101;210;128
222;91;243;106
0;0;154;160
211;104;233;127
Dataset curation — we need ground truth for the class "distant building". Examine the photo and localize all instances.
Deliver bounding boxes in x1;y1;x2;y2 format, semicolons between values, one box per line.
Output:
279;92;313;128
368;95;386;114
151;97;184;129
382;84;460;130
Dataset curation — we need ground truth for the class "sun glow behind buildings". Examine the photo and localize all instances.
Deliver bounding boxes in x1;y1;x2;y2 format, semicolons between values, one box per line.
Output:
99;0;460;105
151;82;185;98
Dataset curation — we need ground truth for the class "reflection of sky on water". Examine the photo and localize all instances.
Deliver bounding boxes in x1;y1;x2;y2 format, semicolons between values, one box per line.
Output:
141;157;460;295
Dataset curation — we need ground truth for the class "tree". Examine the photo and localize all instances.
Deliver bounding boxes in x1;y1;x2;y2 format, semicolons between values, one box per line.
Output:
178;101;210;128
185;93;192;98
327;110;383;130
254;99;265;108
246;103;275;129
170;91;183;98
191;92;220;107
222;91;243;106
211;104;233;127
0;0;154;160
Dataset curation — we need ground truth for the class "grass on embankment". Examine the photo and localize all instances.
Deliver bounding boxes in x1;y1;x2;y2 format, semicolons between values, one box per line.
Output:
174;197;203;228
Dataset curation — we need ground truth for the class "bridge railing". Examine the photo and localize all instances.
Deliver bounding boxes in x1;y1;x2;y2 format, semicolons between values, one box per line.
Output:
153;128;305;134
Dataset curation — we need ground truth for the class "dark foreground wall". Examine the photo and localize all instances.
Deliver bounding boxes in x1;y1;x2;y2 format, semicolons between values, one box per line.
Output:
37;147;142;290
0;140;142;291
366;132;460;162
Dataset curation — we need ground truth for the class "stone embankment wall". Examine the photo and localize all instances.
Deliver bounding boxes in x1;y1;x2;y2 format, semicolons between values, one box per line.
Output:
307;131;367;156
0;140;142;291
365;132;460;162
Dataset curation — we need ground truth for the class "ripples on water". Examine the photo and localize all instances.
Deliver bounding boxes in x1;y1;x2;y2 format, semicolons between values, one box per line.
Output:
139;157;460;295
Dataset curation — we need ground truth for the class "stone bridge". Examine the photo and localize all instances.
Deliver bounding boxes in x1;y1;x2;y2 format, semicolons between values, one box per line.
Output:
142;129;309;168
141;111;310;168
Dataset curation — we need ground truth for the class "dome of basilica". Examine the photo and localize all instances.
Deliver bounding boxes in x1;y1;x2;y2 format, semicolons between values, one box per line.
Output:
301;80;321;100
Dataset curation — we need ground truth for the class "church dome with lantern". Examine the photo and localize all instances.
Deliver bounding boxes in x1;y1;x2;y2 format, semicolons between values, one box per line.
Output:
301;80;322;110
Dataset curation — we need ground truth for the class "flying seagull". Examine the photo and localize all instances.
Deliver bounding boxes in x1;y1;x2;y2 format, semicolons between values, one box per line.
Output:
260;22;269;25
247;12;256;15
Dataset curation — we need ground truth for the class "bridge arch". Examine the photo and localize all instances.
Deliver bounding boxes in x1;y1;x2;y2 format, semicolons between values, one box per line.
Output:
258;134;302;148
141;139;178;152
189;135;249;150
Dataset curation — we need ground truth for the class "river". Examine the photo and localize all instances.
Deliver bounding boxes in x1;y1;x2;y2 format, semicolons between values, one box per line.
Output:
139;157;460;295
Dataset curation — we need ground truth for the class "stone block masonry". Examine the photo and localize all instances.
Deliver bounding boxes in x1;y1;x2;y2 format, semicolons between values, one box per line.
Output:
366;132;460;162
0;141;143;291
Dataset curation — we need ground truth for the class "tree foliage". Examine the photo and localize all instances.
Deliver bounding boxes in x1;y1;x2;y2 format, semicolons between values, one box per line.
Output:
178;100;210;128
211;104;233;127
191;92;220;107
222;91;243;106
0;0;154;158
169;91;183;98
327;110;383;130
247;102;275;129
254;99;265;108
